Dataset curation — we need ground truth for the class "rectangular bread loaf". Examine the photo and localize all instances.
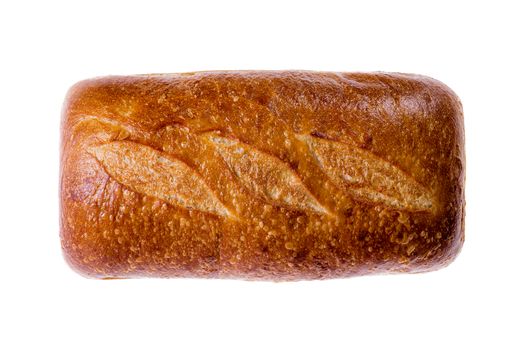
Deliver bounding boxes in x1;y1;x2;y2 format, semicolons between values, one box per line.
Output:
60;71;465;280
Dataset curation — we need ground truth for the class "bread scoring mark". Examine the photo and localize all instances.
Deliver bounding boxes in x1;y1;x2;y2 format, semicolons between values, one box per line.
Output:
202;133;329;215
298;134;434;212
87;140;233;218
71;115;140;140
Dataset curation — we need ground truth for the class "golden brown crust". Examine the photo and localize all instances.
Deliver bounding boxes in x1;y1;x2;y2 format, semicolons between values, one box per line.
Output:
60;71;465;280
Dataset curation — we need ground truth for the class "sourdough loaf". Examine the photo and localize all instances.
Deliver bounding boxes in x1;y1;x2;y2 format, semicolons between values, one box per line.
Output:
60;71;465;280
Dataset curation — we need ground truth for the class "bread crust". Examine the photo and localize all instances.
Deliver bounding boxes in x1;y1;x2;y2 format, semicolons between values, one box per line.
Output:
60;71;465;280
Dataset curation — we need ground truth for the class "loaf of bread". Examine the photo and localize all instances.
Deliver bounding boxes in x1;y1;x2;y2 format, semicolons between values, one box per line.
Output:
60;71;465;280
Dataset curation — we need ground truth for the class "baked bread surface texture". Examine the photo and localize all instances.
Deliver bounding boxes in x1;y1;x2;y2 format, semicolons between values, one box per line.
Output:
60;71;465;280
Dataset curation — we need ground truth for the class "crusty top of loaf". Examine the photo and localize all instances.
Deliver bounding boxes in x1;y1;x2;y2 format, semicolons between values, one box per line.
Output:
60;71;465;280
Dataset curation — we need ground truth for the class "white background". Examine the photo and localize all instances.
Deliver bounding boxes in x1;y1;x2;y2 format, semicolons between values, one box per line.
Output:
1;1;523;349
